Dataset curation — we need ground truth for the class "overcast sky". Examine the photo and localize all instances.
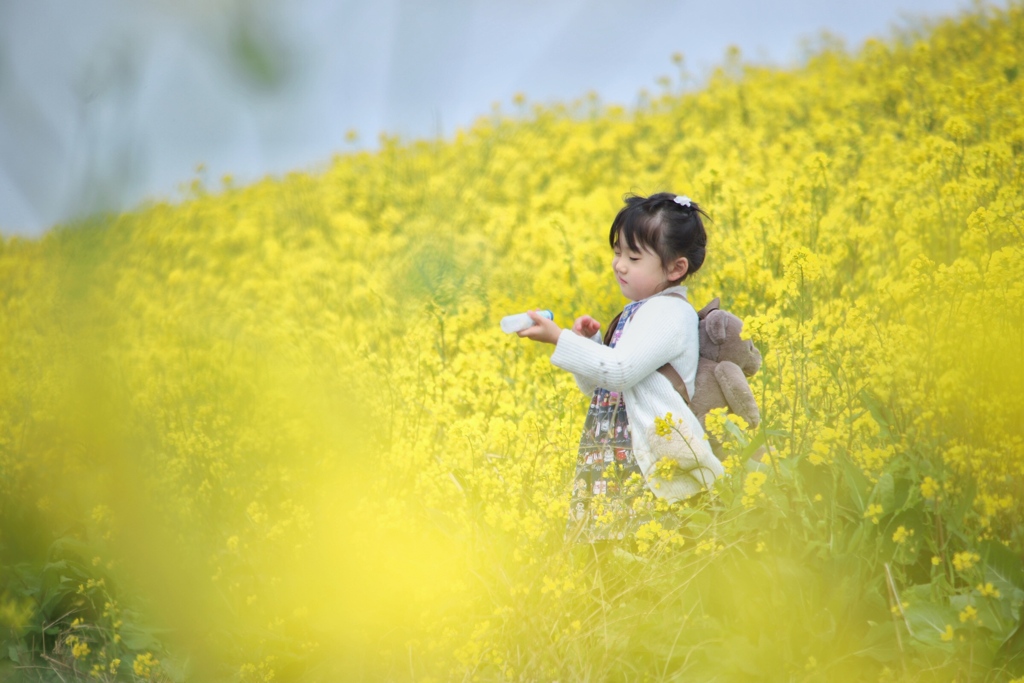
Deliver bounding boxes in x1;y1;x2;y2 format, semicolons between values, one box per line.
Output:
0;0;984;236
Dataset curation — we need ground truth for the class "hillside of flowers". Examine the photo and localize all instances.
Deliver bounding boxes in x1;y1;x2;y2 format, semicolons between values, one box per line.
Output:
2;3;1023;681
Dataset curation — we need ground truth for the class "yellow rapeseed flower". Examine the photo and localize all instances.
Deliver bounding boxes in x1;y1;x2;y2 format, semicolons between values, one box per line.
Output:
977;582;1001;598
952;551;981;573
133;653;158;678
653;412;675;438
1;4;1022;680
864;503;884;524
920;476;940;500
741;471;768;508
892;526;914;544
959;605;979;623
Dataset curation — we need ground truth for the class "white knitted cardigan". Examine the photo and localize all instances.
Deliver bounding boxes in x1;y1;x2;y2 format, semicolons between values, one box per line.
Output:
549;285;724;501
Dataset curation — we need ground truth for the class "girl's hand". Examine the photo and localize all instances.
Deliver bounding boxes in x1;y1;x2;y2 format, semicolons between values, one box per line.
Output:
572;315;601;338
517;310;563;345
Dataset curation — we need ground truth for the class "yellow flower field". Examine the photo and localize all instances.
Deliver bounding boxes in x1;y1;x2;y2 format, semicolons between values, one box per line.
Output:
2;3;1023;681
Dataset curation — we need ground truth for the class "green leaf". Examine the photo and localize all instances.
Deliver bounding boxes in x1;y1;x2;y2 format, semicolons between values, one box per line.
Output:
904;602;957;647
859;389;894;439
744;459;770;476
996;616;1024;675
723;419;748;446
844;523;869;556
841;457;872;515
861;621;901;662
40;588;71;619
7;644;26;664
892;475;915;513
46;537;93;563
982;540;1024;593
674;508;712;528
951;478;976;525
41;560;68;574
952;592;1015;638
740;431;767;461
119;618;171;651
977;596;1014;638
871;473;895;512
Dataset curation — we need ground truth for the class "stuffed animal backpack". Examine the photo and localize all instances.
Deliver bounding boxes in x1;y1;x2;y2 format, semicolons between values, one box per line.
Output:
691;297;762;460
605;295;763;461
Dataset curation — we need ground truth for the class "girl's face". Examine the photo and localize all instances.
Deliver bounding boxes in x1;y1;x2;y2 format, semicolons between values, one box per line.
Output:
612;234;675;301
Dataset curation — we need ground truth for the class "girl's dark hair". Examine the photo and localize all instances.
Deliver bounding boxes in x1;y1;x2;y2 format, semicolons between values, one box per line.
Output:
608;192;709;281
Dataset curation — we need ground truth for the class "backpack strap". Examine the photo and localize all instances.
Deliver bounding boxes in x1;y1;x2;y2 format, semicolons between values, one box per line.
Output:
657;363;691;406
603;291;693;407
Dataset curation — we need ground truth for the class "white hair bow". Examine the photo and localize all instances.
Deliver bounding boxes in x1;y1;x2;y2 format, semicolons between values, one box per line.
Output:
674;195;692;207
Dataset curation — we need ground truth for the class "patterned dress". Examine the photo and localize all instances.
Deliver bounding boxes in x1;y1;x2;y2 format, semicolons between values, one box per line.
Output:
566;301;651;543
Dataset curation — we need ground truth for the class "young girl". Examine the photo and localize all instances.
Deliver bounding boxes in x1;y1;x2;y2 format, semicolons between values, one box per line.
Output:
518;192;723;543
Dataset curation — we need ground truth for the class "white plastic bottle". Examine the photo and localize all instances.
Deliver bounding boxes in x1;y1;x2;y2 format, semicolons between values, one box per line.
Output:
501;310;553;333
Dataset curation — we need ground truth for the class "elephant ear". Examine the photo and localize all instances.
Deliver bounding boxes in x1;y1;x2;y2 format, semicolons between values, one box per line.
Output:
697;297;721;320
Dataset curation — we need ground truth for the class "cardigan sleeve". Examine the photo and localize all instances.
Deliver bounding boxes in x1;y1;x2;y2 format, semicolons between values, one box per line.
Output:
550;295;698;392
567;332;604;395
